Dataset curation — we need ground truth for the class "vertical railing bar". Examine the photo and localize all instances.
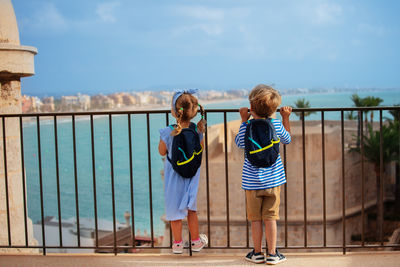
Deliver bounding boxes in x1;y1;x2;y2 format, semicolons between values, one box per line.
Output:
2;117;12;247
53;116;63;247
301;111;307;247
165;113;172;248
245;195;249;248
108;114;117;255
19;116;29;247
283;145;288;248
128;114;136;248
146;113;155;248
36;116;46;255
204;111;211;248
72;115;81;247
321;111;327;247
90;115;99;248
360;111;365;246
341;111;346;254
223;111;230;247
379;110;384;246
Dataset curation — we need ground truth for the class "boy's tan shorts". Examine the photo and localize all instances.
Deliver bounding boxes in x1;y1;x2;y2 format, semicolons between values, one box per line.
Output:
245;186;281;221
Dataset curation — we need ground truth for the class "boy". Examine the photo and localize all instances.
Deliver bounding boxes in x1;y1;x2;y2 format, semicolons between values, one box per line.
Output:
235;84;292;265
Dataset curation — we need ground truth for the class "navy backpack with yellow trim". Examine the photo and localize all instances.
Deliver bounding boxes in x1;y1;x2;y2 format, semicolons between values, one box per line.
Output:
244;119;280;168
167;123;203;178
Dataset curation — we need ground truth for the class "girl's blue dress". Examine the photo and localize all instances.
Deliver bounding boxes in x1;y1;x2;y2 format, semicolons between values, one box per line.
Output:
159;126;203;221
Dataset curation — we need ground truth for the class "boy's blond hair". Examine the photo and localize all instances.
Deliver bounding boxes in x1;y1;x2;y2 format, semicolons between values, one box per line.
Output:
249;84;281;117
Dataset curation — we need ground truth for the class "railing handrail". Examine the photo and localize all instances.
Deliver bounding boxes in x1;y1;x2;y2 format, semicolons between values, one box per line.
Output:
1;106;399;117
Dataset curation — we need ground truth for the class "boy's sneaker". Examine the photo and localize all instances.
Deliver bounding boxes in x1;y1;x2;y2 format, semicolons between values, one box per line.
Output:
245;249;265;264
191;234;208;252
172;240;183;254
266;249;286;265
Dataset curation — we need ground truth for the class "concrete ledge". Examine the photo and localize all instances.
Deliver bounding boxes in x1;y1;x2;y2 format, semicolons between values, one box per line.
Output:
1;252;400;266
0;44;37;77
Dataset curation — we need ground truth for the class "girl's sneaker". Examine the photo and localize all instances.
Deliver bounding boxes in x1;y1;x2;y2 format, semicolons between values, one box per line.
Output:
172;240;183;254
191;234;208;252
266;249;286;265
245;249;265;264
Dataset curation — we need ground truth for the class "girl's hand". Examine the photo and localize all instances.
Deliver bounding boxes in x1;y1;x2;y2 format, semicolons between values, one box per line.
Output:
239;107;251;122
280;106;292;118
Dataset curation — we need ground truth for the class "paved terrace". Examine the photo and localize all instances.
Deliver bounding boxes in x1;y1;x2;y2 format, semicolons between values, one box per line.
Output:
1;252;400;267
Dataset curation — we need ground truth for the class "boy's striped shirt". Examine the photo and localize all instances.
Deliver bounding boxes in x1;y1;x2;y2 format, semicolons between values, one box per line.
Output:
235;119;291;190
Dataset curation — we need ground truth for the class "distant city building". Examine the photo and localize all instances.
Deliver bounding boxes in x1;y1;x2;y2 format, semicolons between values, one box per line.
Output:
20;89;253;113
109;93;125;108
41;96;55;112
122;93;137;106
21;95;42;113
77;93;91;110
91;94;114;110
21;95;33;113
61;95;79;111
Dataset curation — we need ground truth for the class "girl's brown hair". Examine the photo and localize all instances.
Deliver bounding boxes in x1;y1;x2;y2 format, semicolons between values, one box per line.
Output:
171;93;206;136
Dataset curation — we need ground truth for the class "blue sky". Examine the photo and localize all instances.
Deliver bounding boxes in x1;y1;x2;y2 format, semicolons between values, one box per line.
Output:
12;0;400;96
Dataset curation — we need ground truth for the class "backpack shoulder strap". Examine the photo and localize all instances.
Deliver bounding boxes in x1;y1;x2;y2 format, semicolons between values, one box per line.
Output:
188;122;198;133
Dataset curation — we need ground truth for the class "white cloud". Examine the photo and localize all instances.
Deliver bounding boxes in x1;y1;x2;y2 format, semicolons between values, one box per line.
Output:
174;5;225;20
26;3;68;32
358;23;386;36
313;2;343;24
172;24;223;37
96;1;120;23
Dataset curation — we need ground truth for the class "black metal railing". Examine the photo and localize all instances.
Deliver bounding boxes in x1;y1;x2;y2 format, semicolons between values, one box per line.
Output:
0;106;399;255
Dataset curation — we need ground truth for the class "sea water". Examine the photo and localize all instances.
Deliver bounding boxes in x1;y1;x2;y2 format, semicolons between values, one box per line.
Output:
23;90;399;239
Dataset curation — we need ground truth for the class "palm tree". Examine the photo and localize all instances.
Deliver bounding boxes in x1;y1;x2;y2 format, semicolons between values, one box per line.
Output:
350;94;383;141
346;110;357;121
362;96;383;124
351;123;399;240
386;104;400;122
294;98;315;121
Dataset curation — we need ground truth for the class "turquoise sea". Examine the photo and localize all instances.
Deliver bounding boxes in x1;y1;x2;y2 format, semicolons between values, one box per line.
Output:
24;90;399;239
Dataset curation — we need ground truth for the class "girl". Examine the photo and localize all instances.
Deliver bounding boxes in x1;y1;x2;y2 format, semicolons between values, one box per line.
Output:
158;89;208;254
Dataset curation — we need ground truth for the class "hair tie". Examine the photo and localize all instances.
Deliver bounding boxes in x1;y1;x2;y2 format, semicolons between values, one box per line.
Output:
180;107;183;111
172;89;199;113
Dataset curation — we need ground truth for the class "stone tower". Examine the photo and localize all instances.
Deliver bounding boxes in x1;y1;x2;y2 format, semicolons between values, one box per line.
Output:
0;0;37;251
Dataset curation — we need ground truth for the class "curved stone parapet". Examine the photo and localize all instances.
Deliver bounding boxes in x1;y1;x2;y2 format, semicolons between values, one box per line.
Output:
0;44;38;79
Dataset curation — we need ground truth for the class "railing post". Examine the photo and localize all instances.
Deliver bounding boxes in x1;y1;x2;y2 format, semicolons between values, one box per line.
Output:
108;114;117;255
204;111;211;248
90;115;99;249
321;111;327;247
146;113;155;249
53;116;63;247
341;111;346;255
223;112;230;247
19;116;29;247
72;115;81;248
360;111;365;247
301;111;307;247
2;117;12;247
36;116;46;255
128;114;136;249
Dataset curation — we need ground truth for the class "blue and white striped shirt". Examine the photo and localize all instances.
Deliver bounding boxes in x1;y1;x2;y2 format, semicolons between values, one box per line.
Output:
235;119;291;190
